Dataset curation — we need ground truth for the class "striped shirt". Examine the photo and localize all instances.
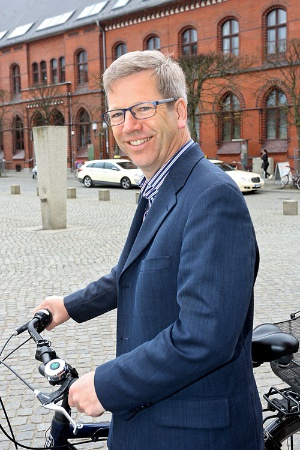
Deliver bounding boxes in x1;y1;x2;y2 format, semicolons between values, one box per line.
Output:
139;139;194;216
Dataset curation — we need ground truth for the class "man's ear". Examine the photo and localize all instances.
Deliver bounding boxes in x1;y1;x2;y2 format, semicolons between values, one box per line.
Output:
176;99;188;129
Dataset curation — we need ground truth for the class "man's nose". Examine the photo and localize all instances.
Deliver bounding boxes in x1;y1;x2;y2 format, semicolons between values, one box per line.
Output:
122;110;142;132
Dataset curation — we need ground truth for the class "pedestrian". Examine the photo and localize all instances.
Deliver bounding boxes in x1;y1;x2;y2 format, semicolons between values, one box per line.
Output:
34;50;264;450
261;148;272;179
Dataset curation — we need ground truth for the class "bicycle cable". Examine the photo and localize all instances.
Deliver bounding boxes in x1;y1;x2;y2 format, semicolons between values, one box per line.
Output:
0;401;77;450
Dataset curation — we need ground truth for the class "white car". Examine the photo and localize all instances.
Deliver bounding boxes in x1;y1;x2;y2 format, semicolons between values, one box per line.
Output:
210;160;264;193
78;159;143;189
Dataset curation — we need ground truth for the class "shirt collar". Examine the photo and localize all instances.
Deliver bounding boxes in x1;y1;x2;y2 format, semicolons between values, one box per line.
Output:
139;140;194;200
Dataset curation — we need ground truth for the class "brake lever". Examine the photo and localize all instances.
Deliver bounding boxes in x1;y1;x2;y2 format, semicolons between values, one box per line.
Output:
34;376;80;434
34;375;76;405
43;402;81;434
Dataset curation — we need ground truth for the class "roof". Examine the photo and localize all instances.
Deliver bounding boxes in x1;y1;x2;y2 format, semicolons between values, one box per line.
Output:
0;0;176;49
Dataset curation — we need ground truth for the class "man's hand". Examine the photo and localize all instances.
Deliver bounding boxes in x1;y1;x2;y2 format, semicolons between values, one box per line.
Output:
33;296;70;331
68;371;105;417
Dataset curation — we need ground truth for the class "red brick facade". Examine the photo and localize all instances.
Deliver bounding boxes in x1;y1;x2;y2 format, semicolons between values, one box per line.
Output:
1;0;299;172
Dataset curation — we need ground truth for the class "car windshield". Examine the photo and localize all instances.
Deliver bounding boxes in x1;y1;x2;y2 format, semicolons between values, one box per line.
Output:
215;162;235;172
116;161;138;170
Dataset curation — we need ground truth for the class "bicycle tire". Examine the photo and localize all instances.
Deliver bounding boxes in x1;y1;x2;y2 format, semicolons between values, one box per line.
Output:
279;174;289;189
264;415;300;449
296;176;300;190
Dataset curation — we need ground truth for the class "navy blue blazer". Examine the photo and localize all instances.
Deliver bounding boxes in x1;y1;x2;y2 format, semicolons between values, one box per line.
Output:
65;143;264;449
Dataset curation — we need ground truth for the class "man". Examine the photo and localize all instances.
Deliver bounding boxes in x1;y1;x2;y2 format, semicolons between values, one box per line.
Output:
35;50;264;449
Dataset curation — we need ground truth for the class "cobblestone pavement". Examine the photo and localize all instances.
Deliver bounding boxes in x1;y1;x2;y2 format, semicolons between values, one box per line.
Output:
0;172;299;448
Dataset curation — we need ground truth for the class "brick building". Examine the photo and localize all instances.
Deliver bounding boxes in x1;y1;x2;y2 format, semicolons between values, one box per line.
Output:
0;0;299;173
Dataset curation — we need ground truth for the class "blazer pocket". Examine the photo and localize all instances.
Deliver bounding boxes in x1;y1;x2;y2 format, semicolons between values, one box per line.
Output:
140;255;171;272
154;397;230;429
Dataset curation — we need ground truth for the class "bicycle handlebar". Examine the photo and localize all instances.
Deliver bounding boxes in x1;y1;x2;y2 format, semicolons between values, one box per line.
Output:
14;308;53;336
13;310;80;434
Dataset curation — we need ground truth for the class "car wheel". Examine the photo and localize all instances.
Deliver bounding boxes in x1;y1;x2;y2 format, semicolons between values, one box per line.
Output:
121;177;131;189
83;176;93;188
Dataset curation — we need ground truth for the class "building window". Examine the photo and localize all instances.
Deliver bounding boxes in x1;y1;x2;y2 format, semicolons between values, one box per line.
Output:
221;93;241;141
114;42;127;60
146;35;160;50
78;109;91;147
32;62;39;85
51;109;65;126
77;50;88;84
266;8;286;55
50;59;58;84
11;64;21;95
59;57;66;83
13;116;24;152
40;60;47;83
32;111;46;127
266;89;287;139
181;28;197;56
222;19;239;55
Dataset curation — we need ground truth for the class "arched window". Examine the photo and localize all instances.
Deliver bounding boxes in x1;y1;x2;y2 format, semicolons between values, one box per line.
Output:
146;35;160;50
222;19;239;55
266;89;287;139
181;28;197;56
50;59;58;84
32;111;46;127
78;109;91;148
59;57;66;83
13;116;24;153
114;43;127;60
266;9;286;55
77;50;88;84
40;61;47;83
11;64;21;96
32;62;39;85
51;110;65;126
221;93;241;141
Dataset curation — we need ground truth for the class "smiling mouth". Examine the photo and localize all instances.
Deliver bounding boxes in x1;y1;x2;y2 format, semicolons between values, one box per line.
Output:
129;137;152;146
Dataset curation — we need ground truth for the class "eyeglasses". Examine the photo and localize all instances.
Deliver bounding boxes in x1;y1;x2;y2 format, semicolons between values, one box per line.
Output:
102;98;178;127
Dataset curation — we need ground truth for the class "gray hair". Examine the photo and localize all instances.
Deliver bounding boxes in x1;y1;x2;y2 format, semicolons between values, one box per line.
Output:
102;50;187;103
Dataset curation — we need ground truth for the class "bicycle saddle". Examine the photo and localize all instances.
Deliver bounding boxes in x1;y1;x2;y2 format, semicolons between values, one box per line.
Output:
252;323;299;365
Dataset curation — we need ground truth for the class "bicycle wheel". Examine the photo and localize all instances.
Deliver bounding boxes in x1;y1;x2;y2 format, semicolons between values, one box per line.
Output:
279;174;289;189
296;176;300;190
264;415;300;449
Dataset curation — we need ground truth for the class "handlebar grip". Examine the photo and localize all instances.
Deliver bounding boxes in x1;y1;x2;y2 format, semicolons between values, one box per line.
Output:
14;309;53;335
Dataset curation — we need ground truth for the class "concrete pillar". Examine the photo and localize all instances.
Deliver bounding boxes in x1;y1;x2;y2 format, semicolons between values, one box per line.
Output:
283;200;298;215
11;185;20;194
33;126;68;230
99;189;110;201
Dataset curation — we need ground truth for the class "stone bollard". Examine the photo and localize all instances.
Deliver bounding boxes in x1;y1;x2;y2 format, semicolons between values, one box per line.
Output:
283;200;298;215
11;185;20;194
99;189;110;201
67;187;77;199
37;187;39;196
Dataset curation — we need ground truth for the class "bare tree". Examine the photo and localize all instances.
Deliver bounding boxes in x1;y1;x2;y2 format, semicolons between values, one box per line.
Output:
178;52;256;142
24;83;69;125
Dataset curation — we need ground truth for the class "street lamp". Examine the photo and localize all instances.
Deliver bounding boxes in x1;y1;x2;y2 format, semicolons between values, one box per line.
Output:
92;121;109;158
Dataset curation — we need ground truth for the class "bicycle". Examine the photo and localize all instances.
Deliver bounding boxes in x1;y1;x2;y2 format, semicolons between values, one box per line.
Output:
0;309;300;449
278;166;300;189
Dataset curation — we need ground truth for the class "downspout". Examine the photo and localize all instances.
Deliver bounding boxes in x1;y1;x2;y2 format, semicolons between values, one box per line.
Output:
96;20;109;157
96;21;107;71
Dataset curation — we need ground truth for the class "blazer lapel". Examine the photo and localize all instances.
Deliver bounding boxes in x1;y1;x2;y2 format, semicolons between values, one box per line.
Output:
121;184;177;275
118;195;147;271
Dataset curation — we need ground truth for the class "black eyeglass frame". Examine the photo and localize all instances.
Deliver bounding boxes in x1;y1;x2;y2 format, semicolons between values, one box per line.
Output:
102;98;178;127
